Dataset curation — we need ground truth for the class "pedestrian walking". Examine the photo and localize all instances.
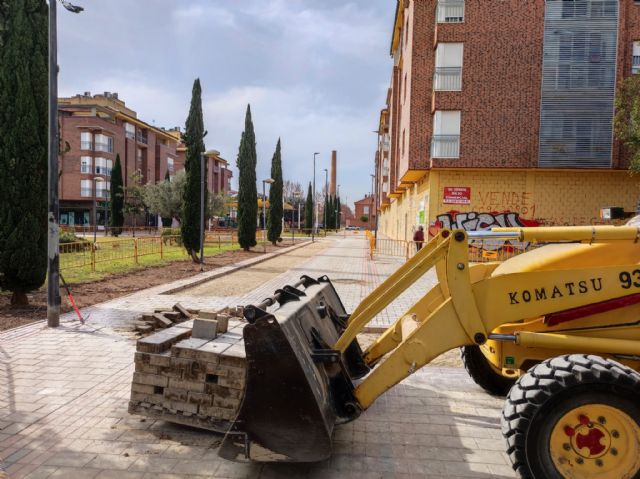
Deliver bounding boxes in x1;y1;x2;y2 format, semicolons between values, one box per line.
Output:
413;226;425;252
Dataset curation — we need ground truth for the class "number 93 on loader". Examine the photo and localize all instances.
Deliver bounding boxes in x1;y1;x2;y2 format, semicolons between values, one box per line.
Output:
219;225;640;479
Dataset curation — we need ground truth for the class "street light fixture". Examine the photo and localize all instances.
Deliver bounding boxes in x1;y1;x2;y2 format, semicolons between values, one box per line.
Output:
92;177;105;244
262;178;275;252
48;0;84;328
312;152;319;242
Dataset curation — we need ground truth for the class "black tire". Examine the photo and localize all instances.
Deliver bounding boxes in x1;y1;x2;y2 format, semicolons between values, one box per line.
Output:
502;354;640;479
461;345;515;396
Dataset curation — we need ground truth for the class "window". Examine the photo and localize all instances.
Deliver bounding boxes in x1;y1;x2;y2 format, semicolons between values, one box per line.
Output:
95;181;110;198
402;129;406;157
363;206;370;215
431;111;461;158
167;158;175;173
80;132;92;150
80;180;92;197
403;73;408;102
80;156;92;174
125;122;135;140
633;41;640;74
436;0;464;23
95;134;113;153
434;43;463;91
95;157;112;176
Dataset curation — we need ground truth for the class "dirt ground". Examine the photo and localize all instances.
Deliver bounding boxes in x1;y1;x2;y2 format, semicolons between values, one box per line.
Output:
357;333;463;368
0;244;293;331
179;241;331;297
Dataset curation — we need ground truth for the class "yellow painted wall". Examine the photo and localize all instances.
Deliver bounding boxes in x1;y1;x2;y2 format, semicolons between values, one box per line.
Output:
378;169;640;240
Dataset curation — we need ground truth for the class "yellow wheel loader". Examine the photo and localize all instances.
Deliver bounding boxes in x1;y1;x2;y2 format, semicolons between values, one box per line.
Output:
219;226;640;479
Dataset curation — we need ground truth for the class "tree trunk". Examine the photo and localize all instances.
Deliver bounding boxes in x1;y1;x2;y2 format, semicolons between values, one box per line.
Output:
243;247;250;252
191;250;200;263
10;290;29;308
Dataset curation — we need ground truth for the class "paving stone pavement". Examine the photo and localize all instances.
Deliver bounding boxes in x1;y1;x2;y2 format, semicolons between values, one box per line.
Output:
0;234;516;478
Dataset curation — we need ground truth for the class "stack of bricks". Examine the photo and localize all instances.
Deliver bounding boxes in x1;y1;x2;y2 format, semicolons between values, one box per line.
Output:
133;302;194;334
128;307;248;432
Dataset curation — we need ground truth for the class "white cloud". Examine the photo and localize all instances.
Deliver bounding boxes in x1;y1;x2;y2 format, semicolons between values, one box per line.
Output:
57;0;396;205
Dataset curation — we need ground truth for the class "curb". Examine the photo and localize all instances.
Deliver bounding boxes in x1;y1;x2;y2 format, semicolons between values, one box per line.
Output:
159;240;313;295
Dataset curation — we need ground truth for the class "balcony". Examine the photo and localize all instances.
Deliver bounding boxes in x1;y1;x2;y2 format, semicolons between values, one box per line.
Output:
80;141;93;150
434;67;462;91
436;0;465;23
136;132;148;145
633;55;640;74
431;135;460;158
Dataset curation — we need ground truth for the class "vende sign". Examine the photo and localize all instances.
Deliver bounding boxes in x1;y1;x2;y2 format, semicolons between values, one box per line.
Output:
443;187;471;205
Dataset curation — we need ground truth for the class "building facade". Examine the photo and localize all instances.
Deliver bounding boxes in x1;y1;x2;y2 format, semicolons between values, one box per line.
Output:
350;195;376;229
58;92;179;227
375;0;640;242
170;132;234;197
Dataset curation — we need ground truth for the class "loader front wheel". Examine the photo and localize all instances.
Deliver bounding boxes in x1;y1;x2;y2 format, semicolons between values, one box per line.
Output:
502;354;640;479
461;346;515;396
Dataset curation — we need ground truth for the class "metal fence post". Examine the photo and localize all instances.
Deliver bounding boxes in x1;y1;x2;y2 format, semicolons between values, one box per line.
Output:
91;243;96;272
134;239;139;265
159;236;163;260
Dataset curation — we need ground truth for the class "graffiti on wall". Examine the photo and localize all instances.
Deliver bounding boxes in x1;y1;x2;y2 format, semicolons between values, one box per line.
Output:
429;211;542;251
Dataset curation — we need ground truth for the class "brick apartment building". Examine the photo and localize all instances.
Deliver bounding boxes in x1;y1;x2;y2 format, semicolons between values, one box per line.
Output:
169;132;233;197
375;0;640;242
58;92;232;227
349;195;376;229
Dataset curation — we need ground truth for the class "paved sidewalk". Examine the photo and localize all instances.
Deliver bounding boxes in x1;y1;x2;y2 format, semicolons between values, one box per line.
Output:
0;235;516;479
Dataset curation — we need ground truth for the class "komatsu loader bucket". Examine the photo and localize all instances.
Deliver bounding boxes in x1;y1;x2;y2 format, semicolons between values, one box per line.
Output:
219;275;368;463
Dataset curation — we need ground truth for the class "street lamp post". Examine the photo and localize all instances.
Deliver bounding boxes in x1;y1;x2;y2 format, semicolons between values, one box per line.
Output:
48;0;84;328
371;173;379;240
92;177;105;244
323;168;328;233
262;178;275;252
293;191;301;230
312;152;319;242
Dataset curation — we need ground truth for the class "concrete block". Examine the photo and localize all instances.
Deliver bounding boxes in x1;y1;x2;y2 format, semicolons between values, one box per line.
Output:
173;302;192;319
153;313;173;329
198;310;218;320
133;372;168;388
172;338;211;359
137;327;191;354
192;319;218;340
215;314;230;334
149;352;171;368
168;377;205;392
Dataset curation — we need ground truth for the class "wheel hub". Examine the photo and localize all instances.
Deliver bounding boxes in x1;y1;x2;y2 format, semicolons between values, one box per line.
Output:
550;404;640;478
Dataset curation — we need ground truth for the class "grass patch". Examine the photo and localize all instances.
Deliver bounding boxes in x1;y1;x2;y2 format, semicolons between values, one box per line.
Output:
61;242;240;284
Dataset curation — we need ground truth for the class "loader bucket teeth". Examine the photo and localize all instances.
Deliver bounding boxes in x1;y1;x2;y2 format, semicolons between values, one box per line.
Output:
219;277;365;463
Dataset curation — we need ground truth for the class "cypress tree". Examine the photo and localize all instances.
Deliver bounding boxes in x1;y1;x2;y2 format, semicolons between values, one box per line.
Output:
237;105;258;251
328;196;335;229
336;196;342;228
181;79;206;262
0;0;48;306
304;183;313;230
267;139;283;245
109;154;124;236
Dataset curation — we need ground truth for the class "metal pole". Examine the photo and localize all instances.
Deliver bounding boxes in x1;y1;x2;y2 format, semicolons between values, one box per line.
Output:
312;153;318;242
298;202;301;230
323;169;328;233
371;173;378;239
200;153;205;271
262;181;267;252
47;0;60;327
93;188;97;244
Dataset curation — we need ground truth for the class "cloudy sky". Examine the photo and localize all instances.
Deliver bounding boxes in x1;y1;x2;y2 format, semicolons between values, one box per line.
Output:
58;0;396;206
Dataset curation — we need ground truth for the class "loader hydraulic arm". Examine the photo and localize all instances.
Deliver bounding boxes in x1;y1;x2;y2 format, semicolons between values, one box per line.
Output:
340;227;640;410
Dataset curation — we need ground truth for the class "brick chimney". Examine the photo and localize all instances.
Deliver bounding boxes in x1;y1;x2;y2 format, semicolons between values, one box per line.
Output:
330;150;337;196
